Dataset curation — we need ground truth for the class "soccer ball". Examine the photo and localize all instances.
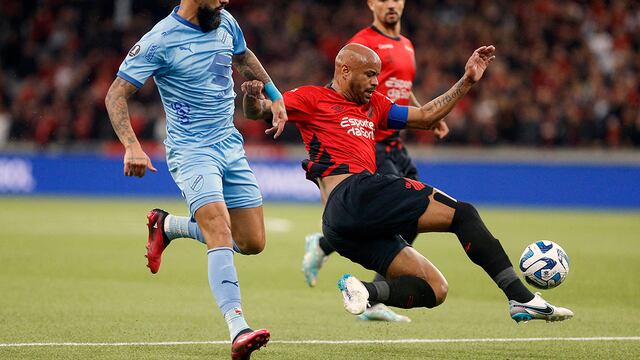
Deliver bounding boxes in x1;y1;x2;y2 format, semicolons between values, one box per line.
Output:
519;240;570;289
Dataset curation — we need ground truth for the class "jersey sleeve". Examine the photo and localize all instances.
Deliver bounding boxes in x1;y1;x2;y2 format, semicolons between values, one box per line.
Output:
283;88;314;123
372;92;394;130
222;10;247;55
117;32;166;89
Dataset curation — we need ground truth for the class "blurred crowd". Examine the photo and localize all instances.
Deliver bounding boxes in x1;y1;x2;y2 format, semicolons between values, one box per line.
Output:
1;0;639;148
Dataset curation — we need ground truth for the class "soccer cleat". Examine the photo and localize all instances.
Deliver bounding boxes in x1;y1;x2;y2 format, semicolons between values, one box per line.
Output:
146;208;171;274
509;292;574;323
302;233;328;287
357;303;411;323
337;274;369;315
231;328;270;360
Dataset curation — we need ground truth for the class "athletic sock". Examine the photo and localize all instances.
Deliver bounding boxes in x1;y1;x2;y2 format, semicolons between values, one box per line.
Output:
165;215;205;243
368;273;387;306
363;276;436;309
495;267;535;303
318;235;335;255
165;215;243;252
207;247;250;342
449;202;534;302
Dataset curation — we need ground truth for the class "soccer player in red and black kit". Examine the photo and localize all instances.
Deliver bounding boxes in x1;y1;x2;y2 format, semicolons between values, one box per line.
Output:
241;43;574;324
302;0;449;322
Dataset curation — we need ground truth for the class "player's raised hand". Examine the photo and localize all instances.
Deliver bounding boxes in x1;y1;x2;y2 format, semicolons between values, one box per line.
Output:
241;80;266;99
464;45;496;83
123;145;156;177
266;99;288;139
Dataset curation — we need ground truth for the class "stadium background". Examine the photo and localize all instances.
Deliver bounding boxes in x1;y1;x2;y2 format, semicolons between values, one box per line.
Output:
0;0;638;207
1;2;639;359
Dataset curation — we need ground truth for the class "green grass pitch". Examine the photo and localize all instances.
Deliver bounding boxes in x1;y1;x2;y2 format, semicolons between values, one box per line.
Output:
0;197;639;359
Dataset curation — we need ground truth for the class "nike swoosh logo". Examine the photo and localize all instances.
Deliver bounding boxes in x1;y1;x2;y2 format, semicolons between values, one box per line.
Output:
519;304;554;315
221;280;239;287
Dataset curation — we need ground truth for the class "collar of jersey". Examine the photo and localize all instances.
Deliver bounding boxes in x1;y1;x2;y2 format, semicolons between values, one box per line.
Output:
370;26;401;41
171;6;203;32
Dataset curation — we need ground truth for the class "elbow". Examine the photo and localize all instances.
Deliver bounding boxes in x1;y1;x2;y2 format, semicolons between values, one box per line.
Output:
418;108;439;130
242;108;261;120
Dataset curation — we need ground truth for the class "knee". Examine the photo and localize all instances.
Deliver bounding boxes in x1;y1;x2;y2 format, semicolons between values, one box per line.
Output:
432;278;449;307
237;233;266;255
450;201;480;232
456;202;479;219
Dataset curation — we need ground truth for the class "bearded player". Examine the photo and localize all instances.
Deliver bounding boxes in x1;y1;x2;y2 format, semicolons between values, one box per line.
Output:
105;1;287;358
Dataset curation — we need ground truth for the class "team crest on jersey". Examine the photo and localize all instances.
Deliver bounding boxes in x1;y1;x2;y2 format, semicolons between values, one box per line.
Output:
128;44;141;57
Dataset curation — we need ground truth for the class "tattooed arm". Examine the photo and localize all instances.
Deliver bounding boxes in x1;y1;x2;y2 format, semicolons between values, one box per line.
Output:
104;77;156;177
233;49;288;138
233;49;271;84
406;46;495;130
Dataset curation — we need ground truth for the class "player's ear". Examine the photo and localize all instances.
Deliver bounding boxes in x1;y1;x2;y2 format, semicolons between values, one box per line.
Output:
367;0;375;12
341;64;351;80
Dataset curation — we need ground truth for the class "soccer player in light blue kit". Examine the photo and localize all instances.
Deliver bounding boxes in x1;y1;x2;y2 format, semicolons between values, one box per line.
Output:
104;1;287;358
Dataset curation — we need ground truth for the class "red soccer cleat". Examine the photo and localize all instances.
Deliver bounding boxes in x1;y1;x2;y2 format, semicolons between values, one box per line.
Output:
146;208;170;274
231;328;270;360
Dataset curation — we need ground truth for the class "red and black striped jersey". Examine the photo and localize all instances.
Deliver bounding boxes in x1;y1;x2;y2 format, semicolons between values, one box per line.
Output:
284;86;393;182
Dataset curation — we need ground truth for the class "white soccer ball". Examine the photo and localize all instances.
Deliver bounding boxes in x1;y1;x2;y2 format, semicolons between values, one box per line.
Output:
519;240;570;289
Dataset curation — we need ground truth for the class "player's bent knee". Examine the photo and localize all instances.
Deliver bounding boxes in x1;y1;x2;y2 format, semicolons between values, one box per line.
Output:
451;202;481;228
433;278;449;307
236;233;266;255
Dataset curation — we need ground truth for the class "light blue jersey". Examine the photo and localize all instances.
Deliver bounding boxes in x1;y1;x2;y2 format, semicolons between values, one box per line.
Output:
118;6;247;149
118;6;262;213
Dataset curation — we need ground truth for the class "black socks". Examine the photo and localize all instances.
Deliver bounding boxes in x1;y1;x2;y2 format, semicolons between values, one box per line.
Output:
318;235;335;255
449;201;534;303
363;276;437;309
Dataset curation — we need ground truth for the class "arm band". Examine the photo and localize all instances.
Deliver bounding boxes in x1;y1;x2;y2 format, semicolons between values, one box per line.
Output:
264;81;283;101
387;104;409;129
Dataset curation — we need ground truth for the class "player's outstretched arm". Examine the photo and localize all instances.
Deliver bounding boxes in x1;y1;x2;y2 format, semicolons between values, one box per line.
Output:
406;45;495;130
241;80;273;120
233;49;287;138
410;91;449;139
105;77;156;177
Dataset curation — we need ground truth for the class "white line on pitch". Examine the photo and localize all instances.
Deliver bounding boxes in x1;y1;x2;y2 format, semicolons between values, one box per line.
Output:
1;337;639;347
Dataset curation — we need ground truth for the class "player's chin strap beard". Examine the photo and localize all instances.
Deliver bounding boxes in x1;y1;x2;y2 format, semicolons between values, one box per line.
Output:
197;6;222;32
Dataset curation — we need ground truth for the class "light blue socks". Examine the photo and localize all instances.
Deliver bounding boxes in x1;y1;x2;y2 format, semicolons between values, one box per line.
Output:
165;215;242;253
207;247;250;341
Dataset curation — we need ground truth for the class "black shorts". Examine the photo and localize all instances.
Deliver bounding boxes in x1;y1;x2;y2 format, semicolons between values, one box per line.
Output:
375;142;419;181
322;172;433;275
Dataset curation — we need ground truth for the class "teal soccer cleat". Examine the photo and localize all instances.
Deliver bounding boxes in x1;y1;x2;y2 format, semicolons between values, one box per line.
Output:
302;233;328;287
357;303;411;323
337;274;369;315
509;292;574;323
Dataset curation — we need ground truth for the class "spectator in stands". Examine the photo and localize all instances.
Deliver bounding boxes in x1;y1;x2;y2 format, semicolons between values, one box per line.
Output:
1;0;639;148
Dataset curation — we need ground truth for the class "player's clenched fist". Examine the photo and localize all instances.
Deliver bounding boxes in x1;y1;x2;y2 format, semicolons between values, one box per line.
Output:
241;80;266;99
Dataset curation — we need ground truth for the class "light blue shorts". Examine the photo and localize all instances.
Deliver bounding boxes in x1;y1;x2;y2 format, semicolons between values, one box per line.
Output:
166;132;262;218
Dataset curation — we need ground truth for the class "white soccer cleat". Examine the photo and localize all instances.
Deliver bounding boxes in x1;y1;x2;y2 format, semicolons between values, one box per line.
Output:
509;292;574;323
337;274;369;315
357;303;411;323
302;233;328;287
